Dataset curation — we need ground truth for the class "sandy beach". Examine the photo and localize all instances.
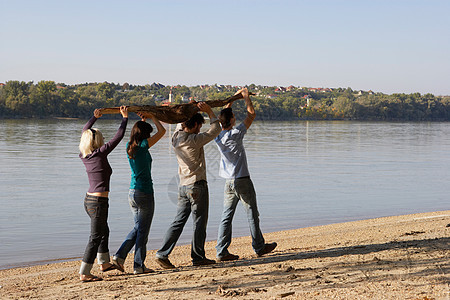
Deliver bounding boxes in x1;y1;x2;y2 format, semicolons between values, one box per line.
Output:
1;210;448;299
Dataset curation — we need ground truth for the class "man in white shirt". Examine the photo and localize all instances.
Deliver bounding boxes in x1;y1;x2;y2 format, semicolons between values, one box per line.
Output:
214;88;277;261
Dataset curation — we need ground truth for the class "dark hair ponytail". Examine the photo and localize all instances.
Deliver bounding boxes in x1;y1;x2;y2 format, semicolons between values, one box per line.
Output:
127;121;153;159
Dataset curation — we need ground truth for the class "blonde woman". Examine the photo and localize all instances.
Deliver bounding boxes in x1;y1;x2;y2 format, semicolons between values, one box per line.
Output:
78;106;128;282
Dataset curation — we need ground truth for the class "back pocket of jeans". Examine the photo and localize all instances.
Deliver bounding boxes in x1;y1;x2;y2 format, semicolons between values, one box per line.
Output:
85;206;98;218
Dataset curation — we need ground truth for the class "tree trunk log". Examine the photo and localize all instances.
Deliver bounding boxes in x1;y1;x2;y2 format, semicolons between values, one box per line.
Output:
98;92;253;124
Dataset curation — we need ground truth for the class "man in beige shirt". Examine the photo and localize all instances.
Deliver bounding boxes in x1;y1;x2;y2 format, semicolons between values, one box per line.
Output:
156;102;221;268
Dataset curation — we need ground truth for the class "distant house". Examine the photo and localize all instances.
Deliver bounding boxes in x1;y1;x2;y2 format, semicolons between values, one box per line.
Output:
150;82;165;89
181;95;190;102
301;95;312;107
307;87;332;93
0;83;5;87
286;85;296;91
160;99;170;106
356;90;374;96
216;84;225;91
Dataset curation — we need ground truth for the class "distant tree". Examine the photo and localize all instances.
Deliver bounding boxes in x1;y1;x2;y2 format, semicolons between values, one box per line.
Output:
332;96;356;119
57;87;79;117
30;80;59;115
97;82;115;100
4;81;32;115
1;81;450;120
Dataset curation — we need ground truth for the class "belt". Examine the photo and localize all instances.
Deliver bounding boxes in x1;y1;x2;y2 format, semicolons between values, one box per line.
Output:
85;194;109;201
194;180;207;186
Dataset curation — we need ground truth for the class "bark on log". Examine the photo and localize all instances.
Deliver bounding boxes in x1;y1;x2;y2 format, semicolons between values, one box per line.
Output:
98;92;254;124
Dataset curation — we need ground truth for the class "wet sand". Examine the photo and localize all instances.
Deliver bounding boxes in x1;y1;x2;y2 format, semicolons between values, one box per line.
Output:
1;210;449;299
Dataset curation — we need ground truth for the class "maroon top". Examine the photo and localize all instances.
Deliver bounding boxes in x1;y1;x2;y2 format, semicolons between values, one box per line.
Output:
80;116;128;193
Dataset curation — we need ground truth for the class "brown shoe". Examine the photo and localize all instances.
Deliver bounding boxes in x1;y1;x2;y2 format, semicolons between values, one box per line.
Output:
80;275;103;282
256;242;277;257
155;257;175;269
100;263;119;272
217;253;239;262
134;267;155;274
112;256;125;272
192;258;216;266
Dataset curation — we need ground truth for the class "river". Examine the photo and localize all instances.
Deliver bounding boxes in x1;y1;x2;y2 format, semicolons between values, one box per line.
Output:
0;119;448;269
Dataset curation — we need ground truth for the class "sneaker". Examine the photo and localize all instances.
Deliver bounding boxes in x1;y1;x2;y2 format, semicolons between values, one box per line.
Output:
112;256;125;272
134;266;154;274
217;253;239;262
192;258;216;266
256;242;277;257
155;257;176;269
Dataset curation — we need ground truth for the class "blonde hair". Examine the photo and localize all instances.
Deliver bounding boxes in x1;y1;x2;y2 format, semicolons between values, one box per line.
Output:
79;128;105;158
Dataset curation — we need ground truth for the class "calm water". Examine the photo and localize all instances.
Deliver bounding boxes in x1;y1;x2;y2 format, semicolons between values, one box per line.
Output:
0;119;449;270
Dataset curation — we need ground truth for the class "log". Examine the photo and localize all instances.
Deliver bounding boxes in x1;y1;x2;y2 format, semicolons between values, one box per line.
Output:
98;92;254;124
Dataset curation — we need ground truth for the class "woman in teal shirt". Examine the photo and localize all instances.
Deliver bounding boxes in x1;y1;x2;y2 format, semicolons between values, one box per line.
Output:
113;113;166;274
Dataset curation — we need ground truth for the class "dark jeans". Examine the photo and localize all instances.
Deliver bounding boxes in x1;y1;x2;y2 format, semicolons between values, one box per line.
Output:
156;180;209;263
82;194;110;264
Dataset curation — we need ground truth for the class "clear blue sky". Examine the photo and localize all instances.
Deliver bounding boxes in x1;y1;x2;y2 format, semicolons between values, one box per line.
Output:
1;0;449;95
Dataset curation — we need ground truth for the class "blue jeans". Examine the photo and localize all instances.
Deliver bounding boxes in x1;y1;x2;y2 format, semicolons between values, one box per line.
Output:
156;180;209;263
216;177;265;257
115;189;154;270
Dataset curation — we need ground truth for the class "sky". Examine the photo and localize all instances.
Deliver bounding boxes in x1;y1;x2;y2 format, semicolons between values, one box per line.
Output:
1;0;450;95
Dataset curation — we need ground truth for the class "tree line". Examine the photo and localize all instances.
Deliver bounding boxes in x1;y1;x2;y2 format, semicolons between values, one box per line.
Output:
1;80;450;121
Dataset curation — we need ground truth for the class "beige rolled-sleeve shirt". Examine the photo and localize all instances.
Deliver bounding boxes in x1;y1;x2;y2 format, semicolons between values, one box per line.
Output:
172;117;221;186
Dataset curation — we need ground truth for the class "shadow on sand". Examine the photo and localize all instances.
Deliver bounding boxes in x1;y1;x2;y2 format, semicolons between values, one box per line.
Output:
149;236;449;294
